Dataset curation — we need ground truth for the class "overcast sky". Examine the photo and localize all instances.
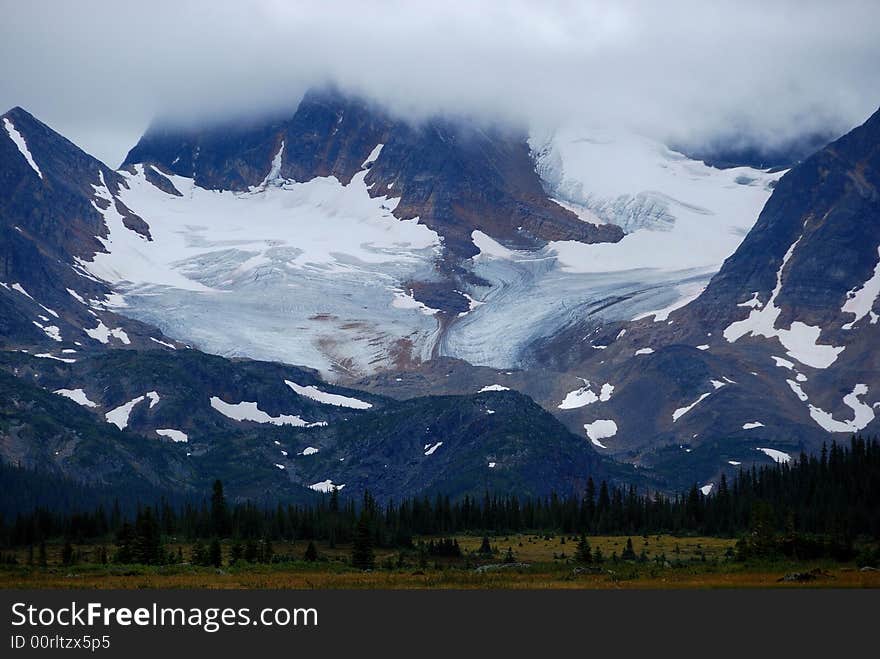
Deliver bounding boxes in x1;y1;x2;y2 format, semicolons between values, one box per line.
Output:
1;0;879;166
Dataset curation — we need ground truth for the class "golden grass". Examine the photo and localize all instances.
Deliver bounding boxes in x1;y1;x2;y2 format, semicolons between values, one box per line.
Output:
2;534;877;590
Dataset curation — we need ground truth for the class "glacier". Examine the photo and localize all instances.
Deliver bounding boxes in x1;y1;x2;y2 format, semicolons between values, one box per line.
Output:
80;128;780;379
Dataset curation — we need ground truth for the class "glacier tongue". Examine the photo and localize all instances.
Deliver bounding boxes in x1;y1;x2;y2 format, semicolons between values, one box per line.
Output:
83;165;442;378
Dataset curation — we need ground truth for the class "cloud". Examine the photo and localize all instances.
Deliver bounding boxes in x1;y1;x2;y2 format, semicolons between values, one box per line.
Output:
1;0;878;166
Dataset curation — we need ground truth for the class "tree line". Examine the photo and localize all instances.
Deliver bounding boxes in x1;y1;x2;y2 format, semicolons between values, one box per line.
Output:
1;438;878;562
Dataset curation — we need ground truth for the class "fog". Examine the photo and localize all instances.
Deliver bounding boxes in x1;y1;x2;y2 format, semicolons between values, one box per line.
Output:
1;0;878;166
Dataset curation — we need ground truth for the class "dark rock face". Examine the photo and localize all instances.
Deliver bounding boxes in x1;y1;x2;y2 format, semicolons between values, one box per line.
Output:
0;107;174;353
123;88;623;262
693;107;880;331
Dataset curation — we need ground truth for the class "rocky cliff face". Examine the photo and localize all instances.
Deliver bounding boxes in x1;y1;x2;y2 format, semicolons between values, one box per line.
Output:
693;108;880;332
124;88;623;263
1;107;175;354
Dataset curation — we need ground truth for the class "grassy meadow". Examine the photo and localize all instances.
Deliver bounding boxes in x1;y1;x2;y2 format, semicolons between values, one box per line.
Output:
2;533;878;589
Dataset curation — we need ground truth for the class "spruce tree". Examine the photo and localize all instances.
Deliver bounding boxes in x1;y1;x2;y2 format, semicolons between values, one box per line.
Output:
115;522;136;564
575;534;593;564
134;506;163;564
229;540;244;565
211;480;230;538
61;540;74;566
209;538;222;567
304;541;318;562
351;516;375;570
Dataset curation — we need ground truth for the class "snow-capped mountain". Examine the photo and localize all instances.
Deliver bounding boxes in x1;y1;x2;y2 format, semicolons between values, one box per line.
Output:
31;89;778;379
501;106;880;490
2;89;878;499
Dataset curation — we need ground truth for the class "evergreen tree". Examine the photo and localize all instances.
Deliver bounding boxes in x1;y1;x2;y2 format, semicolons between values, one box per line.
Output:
115;522;136;564
208;538;222;567
351;516;374;570
61;539;74;566
134;506;163;564
244;539;259;563
575;534;593;564
478;536;493;555
304;541;318;562
211;480;230;538
229;540;243;565
621;537;637;561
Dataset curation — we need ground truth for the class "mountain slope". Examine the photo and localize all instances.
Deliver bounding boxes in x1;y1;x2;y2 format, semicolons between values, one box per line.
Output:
1;106;180;355
516;106;880;489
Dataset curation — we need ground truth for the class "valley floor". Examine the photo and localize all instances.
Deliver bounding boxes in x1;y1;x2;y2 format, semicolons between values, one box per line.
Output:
2;535;878;590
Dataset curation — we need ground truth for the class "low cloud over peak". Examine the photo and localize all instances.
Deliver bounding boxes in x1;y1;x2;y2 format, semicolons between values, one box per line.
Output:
2;0;878;166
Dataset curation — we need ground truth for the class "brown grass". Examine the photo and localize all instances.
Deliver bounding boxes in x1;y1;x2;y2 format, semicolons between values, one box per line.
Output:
2;534;877;590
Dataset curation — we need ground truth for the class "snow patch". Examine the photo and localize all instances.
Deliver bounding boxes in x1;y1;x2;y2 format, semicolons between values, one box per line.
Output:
362;143;384;167
808;384;875;433
841;246;880;330
310;480;344;493
285;380;372;409
156;428;188;442
3;118;43;179
723;236;843;368
106;394;153;430
33;353;76;363
757;447;791;464
742;422;765;430
786;379;809;402
11;283;33;299
479;384;510;392
584;419;617;448
558;381;613;409
54;388;97;408
85;320;130;345
672;392;712;422
33;321;62;342
424;442;443;456
210;396;326;427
